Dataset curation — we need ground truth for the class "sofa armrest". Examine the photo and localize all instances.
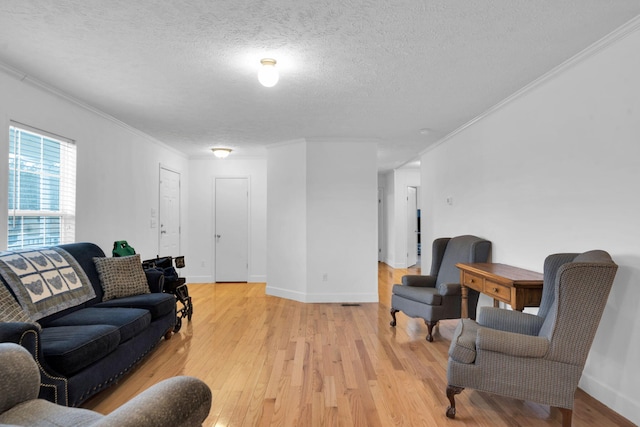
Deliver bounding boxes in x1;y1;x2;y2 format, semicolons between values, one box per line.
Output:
478;307;544;336
0;343;41;413
144;269;165;293
438;283;461;296
0;322;43;362
477;327;549;358
401;275;437;287
91;376;211;427
0;321;38;344
0;322;70;406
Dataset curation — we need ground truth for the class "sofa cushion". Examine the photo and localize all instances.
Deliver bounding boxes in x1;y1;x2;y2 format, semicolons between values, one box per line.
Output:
93;293;175;319
391;284;442;305
44;307;151;343
40;325;120;376
93;255;150;301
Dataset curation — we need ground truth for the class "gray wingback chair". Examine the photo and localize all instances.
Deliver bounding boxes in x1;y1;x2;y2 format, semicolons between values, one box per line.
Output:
0;342;212;427
445;250;618;427
390;235;491;341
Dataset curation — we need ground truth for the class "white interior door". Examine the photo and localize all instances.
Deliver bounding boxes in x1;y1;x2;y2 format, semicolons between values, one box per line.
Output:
407;186;418;267
159;167;181;256
215;178;249;282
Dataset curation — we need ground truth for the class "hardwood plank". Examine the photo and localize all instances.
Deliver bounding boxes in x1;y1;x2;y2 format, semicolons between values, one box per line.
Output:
82;264;634;427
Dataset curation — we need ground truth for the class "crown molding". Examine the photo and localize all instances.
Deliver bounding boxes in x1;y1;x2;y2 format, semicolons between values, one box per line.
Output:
0;61;187;158
422;14;640;156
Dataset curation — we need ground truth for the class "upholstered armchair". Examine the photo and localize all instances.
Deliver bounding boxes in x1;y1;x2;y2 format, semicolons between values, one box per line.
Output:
390;235;491;341
0;342;212;427
445;250;618;427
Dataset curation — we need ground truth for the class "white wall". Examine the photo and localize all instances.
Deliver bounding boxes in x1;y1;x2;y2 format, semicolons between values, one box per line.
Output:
187;156;267;283
0;69;189;261
267;139;378;302
306;140;378;302
420;21;640;423
266;141;308;297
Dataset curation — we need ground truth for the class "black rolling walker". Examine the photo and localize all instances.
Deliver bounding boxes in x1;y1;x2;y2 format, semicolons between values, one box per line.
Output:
142;255;192;332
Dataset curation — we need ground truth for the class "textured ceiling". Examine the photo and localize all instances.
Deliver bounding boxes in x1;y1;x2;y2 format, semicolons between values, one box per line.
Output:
1;1;639;170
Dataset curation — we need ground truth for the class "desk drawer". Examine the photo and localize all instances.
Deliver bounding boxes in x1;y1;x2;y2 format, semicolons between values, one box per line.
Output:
484;280;510;303
462;272;483;292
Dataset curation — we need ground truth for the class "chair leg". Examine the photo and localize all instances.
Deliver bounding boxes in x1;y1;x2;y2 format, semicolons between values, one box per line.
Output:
558;407;572;427
446;385;464;419
425;320;437;342
390;309;399;327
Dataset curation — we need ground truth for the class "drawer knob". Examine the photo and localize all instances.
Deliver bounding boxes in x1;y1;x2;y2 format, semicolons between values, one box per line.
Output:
492;287;498;292
470;279;474;283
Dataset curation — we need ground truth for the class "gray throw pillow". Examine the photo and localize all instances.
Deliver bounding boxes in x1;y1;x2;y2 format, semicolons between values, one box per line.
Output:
93;254;150;301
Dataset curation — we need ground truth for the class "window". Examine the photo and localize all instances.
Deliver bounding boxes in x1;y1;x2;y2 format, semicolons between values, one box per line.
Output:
8;123;76;250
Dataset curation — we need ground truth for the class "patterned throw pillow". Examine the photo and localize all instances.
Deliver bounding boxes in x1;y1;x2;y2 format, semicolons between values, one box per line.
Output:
93;254;150;301
0;283;33;323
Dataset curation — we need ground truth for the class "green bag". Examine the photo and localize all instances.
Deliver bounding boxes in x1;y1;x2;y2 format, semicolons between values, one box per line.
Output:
112;240;136;257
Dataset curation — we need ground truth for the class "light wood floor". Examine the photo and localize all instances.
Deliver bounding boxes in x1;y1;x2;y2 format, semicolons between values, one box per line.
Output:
83;263;633;426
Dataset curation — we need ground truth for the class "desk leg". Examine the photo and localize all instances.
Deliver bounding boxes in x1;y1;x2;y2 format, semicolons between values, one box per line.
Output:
461;285;469;318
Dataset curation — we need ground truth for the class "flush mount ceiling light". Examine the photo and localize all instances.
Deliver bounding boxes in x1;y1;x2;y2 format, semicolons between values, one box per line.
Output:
258;58;279;87
212;148;232;158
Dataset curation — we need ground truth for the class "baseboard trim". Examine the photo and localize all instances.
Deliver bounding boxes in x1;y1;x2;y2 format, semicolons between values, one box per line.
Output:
580;372;640;424
265;286;306;302
185;275;267;284
185;275;214;283
266;285;378;303
249;274;267;283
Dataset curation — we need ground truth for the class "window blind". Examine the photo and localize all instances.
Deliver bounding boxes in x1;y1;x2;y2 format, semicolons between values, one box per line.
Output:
8;123;76;250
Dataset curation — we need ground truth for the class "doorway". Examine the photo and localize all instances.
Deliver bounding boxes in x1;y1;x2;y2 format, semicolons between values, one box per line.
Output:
378;187;385;262
407;186;419;268
158;166;181;256
214;177;249;282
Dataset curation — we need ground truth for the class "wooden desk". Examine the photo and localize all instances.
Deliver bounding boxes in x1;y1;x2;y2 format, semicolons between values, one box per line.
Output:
456;263;544;318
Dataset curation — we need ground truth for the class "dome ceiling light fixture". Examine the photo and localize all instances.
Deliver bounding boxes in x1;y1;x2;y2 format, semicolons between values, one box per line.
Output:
258;58;279;87
212;147;232;158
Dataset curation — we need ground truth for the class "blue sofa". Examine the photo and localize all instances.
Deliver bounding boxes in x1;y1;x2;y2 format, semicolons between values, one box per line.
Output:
0;242;176;407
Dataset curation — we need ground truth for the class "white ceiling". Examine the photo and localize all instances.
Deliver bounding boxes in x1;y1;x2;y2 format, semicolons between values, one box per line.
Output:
1;1;639;171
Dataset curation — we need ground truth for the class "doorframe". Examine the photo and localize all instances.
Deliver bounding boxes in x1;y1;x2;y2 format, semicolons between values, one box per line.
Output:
213;175;251;282
378;187;385;262
158;164;182;256
406;186;418;268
